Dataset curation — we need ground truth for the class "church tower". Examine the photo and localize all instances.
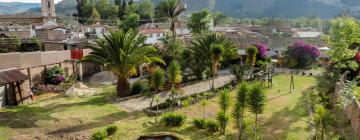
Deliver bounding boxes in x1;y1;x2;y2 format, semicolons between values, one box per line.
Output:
41;0;56;21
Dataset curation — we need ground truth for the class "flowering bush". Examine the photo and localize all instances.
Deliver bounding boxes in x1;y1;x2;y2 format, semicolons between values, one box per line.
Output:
285;41;320;68
45;66;65;85
254;42;268;58
355;52;360;62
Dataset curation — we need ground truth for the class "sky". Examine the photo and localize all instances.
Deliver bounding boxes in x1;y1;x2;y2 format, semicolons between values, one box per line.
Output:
0;0;61;3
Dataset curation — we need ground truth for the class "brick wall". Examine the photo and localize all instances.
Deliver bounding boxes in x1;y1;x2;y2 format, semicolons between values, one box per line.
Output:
333;72;360;137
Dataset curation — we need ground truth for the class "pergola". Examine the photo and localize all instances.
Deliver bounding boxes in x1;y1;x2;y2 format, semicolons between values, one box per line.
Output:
0;68;29;106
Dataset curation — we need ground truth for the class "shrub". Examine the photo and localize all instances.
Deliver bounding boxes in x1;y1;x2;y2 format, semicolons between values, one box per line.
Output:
285;41;320;68
131;80;149;95
45;66;65;85
206;120;220;132
92;130;107;140
106;125;118;136
161;113;187;127
193;118;207;129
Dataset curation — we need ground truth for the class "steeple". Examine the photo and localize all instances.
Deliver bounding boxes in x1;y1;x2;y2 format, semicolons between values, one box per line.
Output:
41;0;56;22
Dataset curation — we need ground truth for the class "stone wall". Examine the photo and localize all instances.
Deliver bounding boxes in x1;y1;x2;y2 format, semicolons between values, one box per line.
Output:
333;72;360;137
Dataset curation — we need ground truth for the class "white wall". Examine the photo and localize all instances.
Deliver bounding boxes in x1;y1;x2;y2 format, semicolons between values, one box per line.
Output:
0;86;5;108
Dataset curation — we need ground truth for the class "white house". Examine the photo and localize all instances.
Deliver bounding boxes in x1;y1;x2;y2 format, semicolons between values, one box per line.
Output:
85;23;106;39
139;28;168;44
292;27;322;38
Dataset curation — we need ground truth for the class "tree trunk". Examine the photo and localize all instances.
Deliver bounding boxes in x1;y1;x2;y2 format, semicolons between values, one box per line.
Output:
254;113;258;140
150;90;156;108
171;18;176;37
116;78;130;97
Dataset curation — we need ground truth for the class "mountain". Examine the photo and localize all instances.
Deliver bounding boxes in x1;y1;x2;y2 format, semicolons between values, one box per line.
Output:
2;0;360;18
0;2;40;15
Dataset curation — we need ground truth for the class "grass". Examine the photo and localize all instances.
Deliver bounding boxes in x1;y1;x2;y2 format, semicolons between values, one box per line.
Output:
0;74;317;140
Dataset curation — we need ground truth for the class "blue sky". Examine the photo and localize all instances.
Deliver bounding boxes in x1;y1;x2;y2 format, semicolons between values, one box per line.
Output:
0;0;61;3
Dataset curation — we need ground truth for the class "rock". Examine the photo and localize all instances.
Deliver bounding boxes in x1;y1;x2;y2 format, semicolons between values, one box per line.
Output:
65;82;97;97
89;71;117;85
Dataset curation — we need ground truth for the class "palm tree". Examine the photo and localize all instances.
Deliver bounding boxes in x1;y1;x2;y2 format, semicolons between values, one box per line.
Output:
210;44;224;90
218;88;231;134
167;60;182;88
232;82;249;140
247;82;266;139
82;29;165;97
190;32;237;83
150;67;165;108
156;0;186;37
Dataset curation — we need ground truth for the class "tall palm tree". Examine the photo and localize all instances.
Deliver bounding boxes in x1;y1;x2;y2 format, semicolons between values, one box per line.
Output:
156;0;186;37
247;82;266;139
82;29;165;97
190;32;237;84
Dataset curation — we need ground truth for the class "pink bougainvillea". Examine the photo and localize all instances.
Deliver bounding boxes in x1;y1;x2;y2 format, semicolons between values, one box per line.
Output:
285;41;320;68
355;52;360;62
254;42;268;58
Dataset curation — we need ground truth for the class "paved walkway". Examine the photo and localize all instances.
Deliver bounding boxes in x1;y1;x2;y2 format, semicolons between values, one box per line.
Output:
116;70;235;112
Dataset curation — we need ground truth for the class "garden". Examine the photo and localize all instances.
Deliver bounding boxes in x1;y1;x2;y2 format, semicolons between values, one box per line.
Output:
1;16;360;140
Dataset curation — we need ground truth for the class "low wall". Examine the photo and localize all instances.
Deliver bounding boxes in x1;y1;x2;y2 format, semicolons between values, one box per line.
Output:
333;72;360;136
0;49;100;106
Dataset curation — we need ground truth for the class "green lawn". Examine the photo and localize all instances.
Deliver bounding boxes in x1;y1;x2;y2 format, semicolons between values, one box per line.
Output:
0;74;316;140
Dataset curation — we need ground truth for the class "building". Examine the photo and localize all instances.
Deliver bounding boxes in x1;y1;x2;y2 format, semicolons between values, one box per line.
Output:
85;23;107;39
291;27;322;38
139;28;169;44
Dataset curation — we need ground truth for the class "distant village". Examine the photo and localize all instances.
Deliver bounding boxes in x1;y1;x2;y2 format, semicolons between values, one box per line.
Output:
0;0;327;104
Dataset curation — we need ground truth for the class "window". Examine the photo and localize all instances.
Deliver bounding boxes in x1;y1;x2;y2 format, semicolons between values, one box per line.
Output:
48;1;51;8
157;33;160;37
149;34;153;38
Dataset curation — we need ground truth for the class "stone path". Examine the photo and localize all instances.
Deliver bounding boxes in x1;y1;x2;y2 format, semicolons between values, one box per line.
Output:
116;70;235;112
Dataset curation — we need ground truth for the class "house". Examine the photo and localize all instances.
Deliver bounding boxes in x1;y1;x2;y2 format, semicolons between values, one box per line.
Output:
85;23;106;39
139;28;169;44
291;27;322;38
0;23;34;38
139;22;190;37
248;25;292;37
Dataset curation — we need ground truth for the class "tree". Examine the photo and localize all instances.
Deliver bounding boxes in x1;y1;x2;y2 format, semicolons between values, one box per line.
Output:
150;67;165;108
155;95;160;123
161;36;184;63
213;12;230;26
247;82;266;139
122;13;140;31
313;105;334;140
182;97;191;115
210;44;224;90
155;0;186;37
218;88;231;134
190;32;237;80
89;7;101;24
201;99;208;118
96;0;119;24
82;29;164;97
187;9;211;34
138;0;154;20
219;88;231;114
232;82;249;140
246;46;258;69
167;60;182;88
326;17;360;73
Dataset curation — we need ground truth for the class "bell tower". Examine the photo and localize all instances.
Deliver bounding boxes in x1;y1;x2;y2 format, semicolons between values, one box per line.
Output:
41;0;56;21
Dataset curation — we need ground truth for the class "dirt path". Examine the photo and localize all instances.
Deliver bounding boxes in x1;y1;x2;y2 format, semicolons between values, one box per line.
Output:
116;70;235;112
